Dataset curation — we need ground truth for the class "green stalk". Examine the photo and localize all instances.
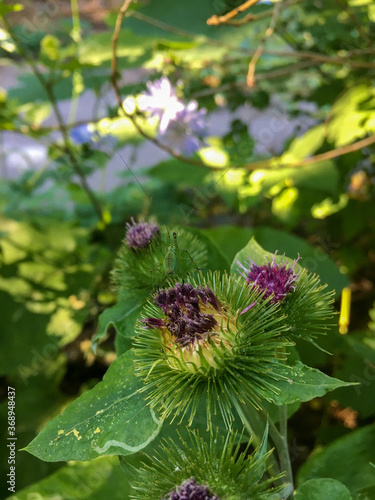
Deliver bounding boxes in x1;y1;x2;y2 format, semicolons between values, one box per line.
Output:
68;0;83;126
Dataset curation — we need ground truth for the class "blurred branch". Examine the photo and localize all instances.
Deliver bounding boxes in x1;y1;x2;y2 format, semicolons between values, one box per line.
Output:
192;61;316;97
245;134;375;171
247;0;284;87
207;0;261;26
111;0;219;170
0;16;104;221
129;11;375;70
225;0;298;25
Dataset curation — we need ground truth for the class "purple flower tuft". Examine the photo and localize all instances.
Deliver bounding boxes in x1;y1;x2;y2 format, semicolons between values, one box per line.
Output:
166;477;220;500
141;282;221;346
125;218;160;250
239;252;300;303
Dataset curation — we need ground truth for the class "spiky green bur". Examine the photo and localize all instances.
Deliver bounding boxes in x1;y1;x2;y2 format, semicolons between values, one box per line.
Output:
134;271;292;428
111;225;207;293
237;249;336;347
129;429;282;500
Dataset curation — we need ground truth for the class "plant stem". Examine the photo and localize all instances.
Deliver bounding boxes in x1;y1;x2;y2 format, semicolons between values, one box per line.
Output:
269;407;294;498
68;0;83;126
232;398;259;444
1;15;103;221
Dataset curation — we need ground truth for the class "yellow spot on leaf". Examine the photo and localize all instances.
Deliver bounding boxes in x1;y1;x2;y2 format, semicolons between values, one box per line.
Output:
58;430;64;435
94;427;101;434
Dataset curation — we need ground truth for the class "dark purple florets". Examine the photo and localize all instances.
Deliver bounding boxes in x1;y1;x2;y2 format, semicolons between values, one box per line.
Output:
141;283;221;346
125;218;160;250
239;253;300;303
166;477;220;500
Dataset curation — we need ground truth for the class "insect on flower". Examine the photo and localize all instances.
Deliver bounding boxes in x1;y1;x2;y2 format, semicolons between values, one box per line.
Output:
162;229;203;278
112;224;207;294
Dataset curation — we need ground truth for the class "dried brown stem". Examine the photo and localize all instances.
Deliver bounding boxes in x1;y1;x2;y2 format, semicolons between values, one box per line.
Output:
245;134;375;171
247;0;284;87
207;0;261;26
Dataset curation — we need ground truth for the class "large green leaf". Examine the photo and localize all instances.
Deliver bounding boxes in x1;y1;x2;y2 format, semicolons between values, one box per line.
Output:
24;351;163;462
297;424;375;496
295;478;352;500
263;361;354;405
148;158;210;187
92;290;147;355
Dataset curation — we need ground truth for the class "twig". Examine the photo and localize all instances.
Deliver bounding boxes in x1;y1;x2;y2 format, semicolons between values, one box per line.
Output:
207;0;261;26
1;16;103;221
129;11;375;70
192;60;317;98
247;1;284;87
225;0;299;25
245;134;375;171
111;1;220;170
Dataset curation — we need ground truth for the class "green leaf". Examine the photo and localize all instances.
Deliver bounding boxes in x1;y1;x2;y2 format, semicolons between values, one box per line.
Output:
327;85;375;146
24;351;163;461
282;124;325;161
297;423;375;495
295;478;352;500
264;361;355;405
246;161;339;198
184;227;230;273
7;456;133;500
203;226;254;265
230;236;302;282
92;290;147;354
148;158;209;187
0;3;23;15
40;35;61;61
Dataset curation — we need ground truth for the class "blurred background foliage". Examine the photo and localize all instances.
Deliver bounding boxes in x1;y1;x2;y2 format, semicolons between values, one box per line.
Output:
0;0;374;498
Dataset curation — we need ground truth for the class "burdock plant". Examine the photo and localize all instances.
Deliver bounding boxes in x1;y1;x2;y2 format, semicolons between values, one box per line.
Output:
135;272;292;427
130;428;282;500
25;232;353;500
234;240;336;348
111;220;208;293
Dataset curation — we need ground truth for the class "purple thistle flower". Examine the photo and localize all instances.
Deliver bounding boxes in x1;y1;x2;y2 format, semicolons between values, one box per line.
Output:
138;76;185;133
239;252;300;304
163;101;208;156
125;218;160;250
141;282;221;347
166;477;220;500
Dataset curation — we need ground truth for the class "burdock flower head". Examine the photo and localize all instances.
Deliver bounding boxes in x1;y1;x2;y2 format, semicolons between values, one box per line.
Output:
235;239;336;347
134;271;292;427
125;218;160;250
239;252;300;303
130;428;281;500
111;224;207;293
167;478;219;500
